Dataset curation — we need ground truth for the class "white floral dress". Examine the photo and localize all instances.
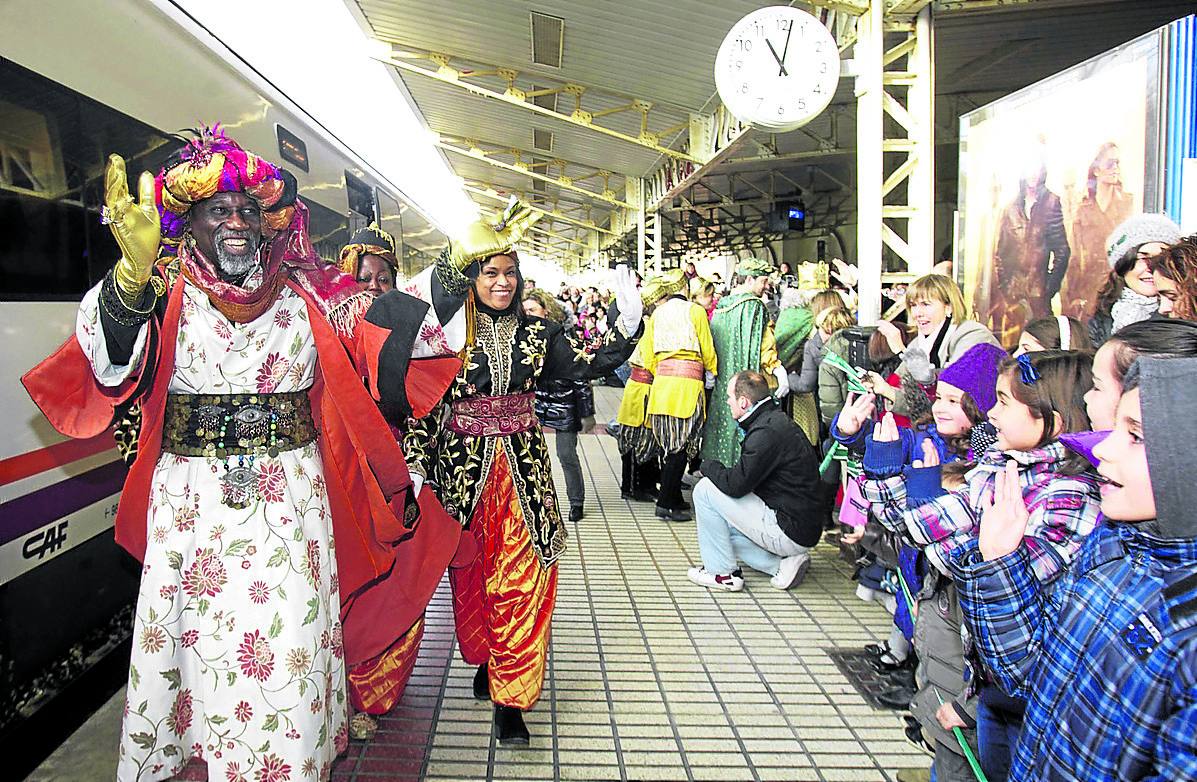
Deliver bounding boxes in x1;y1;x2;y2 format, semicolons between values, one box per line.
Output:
79;280;347;782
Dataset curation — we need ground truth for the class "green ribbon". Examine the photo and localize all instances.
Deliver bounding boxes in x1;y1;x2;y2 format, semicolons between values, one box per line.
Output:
821;350;870;394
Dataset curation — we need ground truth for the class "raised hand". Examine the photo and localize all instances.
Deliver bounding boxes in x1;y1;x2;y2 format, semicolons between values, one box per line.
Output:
979;460;1030;561
875;319;906;355
864;370;898;402
872;411;900;443
912;438;940;469
105;154;161;298
613;265;644;336
837;392;876;437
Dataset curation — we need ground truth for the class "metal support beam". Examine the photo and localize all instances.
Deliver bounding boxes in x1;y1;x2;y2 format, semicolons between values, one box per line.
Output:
374;48;699;163
855;0;884;325
435;137;632;208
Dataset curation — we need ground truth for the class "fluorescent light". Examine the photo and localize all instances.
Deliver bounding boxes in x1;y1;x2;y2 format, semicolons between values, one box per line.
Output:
173;0;479;237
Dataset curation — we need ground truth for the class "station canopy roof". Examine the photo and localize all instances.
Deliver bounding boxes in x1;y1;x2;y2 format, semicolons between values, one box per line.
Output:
354;0;1195;268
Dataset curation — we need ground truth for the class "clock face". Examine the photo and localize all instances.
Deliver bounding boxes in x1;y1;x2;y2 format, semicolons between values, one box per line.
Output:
714;6;840;133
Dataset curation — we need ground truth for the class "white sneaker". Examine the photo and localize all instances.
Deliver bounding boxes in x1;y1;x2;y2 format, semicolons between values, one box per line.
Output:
687;566;744;592
771;552;811;589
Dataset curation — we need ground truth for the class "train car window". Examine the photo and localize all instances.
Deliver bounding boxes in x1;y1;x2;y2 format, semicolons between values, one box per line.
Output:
0;58;175;301
307;198;350;262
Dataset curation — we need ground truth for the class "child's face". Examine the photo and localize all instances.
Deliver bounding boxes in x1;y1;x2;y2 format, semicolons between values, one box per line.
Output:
1014;331;1045;357
1084;342;1122;431
931;381;974;437
1092;389;1154;522
989;372;1049;451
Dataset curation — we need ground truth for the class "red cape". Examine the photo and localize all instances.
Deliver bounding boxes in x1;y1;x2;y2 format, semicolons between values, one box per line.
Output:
22;276;462;667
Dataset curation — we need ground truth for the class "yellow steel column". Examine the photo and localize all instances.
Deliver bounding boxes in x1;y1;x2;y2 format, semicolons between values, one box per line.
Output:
855;0;884;325
907;5;935;274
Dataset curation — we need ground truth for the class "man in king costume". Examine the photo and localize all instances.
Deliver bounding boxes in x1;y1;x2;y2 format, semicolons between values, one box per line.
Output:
701;258;788;467
22;128;460;781
398;202;644;744
639;268;718;521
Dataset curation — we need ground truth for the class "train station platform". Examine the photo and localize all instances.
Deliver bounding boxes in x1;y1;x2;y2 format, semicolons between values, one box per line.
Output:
30;387;929;782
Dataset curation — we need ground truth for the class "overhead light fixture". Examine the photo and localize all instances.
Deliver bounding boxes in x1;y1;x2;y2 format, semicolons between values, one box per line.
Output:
170;0;478;237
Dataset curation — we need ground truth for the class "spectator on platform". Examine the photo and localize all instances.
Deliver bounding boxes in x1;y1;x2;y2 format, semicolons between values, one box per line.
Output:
1014;315;1092;356
524;289;596;523
1087;214;1181;346
1151;234;1197;320
793;289;848;397
812;305;860;425
865;273;1000;423
1085;318;1197;430
687;370;822;592
951;355;1197;780
689;276;718;320
684;261;698;280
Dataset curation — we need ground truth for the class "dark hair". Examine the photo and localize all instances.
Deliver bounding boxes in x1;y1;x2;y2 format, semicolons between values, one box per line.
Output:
474;251;526;320
1149;235;1197;319
1093;247;1141;316
731;370;772;404
1022;316;1093;353
917;388;988;479
998;350;1094;473
1107;317;1197;387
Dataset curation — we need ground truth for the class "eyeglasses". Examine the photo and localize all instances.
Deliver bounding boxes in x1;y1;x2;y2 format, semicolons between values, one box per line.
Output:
1097;158;1121;171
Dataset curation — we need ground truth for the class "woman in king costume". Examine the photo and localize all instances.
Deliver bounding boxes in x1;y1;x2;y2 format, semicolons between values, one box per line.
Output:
399;203;644;744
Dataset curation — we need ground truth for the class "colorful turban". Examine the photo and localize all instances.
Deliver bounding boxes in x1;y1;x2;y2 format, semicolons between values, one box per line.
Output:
736;258;774;277
339;223;399;277
154;124;298;246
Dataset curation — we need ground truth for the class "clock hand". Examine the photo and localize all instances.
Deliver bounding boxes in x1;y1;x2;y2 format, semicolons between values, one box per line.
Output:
766;39;790;77
779;22;793;77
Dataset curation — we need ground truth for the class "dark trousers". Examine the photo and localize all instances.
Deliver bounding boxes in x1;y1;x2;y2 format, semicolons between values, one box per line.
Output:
621;453;659;495
977;699;1021;782
657;451;689;510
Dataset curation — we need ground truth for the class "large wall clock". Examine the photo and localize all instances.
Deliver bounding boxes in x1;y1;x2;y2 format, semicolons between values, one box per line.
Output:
714;6;840;133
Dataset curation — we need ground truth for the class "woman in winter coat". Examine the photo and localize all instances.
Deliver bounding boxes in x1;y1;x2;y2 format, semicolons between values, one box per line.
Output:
1086;213;1181;347
865;273;1001;422
524;289;596;523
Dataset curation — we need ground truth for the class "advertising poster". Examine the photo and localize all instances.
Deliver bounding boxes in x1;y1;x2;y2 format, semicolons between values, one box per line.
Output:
957;33;1161;345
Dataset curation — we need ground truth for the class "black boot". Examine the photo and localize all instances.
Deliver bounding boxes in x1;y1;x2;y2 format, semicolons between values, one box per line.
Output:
495;704;530;745
473;664;489;700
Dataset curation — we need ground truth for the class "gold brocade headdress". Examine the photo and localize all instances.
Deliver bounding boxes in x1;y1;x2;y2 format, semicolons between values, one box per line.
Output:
338;223;399;276
640;268;687;305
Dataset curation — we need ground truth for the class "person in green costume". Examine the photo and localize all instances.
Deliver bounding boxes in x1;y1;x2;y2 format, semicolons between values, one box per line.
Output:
702;258;787;466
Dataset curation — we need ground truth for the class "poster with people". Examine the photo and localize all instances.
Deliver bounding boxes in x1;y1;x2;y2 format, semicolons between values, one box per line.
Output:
957;31;1163;346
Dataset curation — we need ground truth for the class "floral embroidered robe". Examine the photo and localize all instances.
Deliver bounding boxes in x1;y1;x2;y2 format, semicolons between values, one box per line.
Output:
77;277;346;782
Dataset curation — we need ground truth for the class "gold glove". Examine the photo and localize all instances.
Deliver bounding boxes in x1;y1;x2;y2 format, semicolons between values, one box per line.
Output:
447;199;539;271
104;154;161;302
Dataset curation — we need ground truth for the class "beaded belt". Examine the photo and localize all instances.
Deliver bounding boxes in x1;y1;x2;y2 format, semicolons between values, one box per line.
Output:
446;392;538;437
655;358;704;381
629;366;654;385
162;391;316;458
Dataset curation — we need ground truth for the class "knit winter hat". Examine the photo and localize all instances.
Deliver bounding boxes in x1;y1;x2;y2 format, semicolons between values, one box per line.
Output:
936;343;1008;415
1105;213;1183;268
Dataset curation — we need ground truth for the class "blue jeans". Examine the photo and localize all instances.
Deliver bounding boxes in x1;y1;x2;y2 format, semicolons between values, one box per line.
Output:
692;478;807;576
976;700;1021;782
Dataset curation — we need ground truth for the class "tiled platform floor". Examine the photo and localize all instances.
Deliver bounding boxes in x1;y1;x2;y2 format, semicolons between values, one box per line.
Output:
32;387;929;782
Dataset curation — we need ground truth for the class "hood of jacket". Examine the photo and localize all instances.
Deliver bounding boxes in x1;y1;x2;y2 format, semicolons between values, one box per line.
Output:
1141;356;1197;539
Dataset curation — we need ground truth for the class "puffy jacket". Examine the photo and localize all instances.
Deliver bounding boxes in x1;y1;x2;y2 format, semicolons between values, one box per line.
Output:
535;378;595;432
700;400;823;547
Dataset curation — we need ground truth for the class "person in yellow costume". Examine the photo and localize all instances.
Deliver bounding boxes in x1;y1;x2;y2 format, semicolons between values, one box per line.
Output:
701;258;787;467
615;276;675;502
639;269;718;520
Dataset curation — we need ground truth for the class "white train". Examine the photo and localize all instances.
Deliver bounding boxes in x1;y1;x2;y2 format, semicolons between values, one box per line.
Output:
0;0;442;772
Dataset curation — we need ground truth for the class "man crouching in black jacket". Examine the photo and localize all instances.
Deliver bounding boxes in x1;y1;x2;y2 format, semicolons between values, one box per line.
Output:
688;370;822;591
